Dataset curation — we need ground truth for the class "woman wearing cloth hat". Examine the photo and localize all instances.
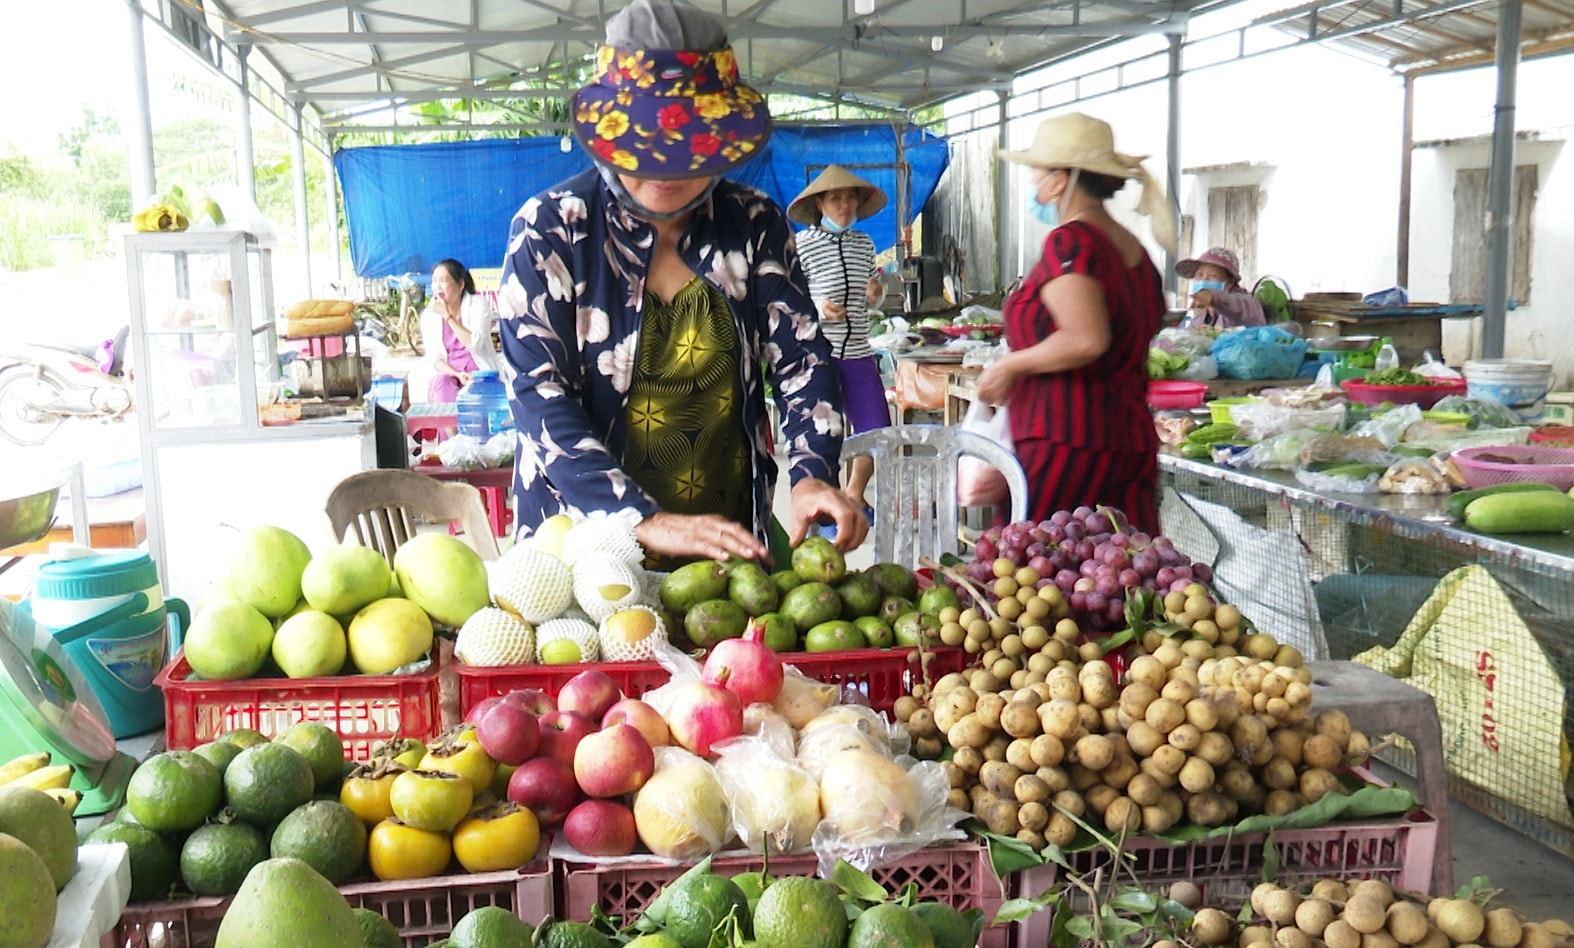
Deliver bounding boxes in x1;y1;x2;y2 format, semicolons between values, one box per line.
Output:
788;166;888;513
973;113;1177;535
496;0;866;565
1177;246;1265;329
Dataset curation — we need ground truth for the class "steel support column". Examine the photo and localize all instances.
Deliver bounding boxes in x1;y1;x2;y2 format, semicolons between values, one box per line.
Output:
1397;73;1415;288
325;146;342;286
125;0;156;206
1165;33;1183;301
1481;0;1522;358
995;91;1010;288
291;105;312;293
237;45;257;200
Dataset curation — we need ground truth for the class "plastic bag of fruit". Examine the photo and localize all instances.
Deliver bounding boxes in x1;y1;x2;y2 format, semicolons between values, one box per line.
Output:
714;735;822;855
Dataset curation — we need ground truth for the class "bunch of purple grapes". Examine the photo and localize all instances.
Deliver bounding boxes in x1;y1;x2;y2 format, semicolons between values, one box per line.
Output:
964;506;1214;631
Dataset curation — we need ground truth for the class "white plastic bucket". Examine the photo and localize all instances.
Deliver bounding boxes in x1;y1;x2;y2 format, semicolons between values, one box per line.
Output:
1464;359;1555;421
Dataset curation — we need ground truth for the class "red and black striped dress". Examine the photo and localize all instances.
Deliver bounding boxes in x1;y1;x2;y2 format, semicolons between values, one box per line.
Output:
1003;220;1166;534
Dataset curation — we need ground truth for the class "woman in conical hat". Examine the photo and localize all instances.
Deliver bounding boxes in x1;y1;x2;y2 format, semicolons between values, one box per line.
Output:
496;0;867;566
788;165;890;516
975;112;1175;535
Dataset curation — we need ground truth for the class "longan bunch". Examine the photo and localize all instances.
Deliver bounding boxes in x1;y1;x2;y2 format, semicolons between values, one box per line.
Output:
1199;879;1574;948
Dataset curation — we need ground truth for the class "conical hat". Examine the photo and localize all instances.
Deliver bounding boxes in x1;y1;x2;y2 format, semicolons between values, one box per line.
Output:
787;165;888;225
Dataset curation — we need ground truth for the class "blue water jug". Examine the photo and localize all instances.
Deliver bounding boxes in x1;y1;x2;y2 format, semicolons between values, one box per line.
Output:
457;370;514;440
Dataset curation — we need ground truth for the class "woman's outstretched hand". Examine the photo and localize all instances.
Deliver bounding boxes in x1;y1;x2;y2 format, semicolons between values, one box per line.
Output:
633;512;768;564
788;479;868;552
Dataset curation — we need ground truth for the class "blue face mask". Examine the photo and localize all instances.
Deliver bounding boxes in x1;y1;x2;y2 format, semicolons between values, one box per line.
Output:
820;215;850;233
1192;279;1227;295
1027;191;1059;227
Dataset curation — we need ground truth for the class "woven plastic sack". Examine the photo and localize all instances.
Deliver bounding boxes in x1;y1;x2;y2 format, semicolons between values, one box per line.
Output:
1212;326;1309;380
1356;565;1572;825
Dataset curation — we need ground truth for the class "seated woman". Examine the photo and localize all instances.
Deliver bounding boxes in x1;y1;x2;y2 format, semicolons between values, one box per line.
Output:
420;258;500;402
1177;247;1265;330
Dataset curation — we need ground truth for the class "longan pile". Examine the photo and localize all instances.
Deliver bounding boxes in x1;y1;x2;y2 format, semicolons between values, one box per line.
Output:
1182;878;1573;948
894;642;1372;848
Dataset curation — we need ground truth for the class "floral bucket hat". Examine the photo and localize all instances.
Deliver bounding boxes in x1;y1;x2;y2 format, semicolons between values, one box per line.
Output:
1177;247;1243;282
572;1;772;180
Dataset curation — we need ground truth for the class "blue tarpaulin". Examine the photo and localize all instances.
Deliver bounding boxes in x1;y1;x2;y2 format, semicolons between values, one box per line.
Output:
334;124;949;279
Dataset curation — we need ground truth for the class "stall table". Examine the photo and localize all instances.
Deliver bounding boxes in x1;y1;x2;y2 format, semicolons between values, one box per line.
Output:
941;370;1309;424
1158;454;1574;859
416;462;514;539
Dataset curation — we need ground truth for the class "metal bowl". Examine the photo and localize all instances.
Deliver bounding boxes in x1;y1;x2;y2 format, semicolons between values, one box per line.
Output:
0;480;61;550
1308;335;1382;352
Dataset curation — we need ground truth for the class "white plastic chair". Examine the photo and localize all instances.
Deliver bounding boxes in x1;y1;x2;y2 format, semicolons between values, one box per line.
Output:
843;424;1029;567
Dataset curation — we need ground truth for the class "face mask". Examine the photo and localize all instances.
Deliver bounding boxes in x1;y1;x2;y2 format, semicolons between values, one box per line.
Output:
1192;279;1227;295
820;215;850;233
1027;190;1059;228
597;164;718;222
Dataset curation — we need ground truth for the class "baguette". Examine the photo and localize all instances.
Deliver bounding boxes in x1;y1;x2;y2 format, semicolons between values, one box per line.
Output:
283;299;357;320
282;313;356;338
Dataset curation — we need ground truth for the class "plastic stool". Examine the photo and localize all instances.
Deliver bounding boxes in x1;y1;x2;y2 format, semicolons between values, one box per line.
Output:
1307;660;1452;895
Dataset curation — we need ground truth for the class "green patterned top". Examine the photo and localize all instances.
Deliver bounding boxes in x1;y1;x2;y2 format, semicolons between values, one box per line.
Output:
624;278;751;532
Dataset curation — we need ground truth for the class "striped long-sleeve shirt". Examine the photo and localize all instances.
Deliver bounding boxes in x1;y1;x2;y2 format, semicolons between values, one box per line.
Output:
795;226;877;361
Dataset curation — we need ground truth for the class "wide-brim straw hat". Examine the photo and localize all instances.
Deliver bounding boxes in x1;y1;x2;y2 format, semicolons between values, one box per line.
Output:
786;165;889;225
571;0;772;180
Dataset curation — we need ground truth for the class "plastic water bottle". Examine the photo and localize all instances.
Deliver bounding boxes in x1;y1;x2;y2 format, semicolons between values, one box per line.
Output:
1374;342;1400;372
457;370;513;440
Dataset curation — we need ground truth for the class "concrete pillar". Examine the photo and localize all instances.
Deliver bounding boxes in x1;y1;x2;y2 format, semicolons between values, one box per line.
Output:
125;0;156;206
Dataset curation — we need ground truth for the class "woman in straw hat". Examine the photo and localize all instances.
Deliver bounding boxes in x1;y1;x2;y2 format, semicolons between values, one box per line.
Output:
788;166;889;515
496;0;867;566
1177;246;1266;329
975;113;1177;535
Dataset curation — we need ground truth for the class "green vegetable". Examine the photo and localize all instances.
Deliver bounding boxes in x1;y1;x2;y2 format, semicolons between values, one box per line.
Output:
1464;491;1574;534
1445;481;1562;521
1186;423;1240;446
1360;368;1432;386
1179;442;1213;459
1310;462;1388;480
1148;347;1190;380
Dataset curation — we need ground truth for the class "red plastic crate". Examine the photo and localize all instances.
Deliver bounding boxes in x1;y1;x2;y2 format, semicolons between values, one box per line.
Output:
156;647;444;761
1005;810;1440;948
107;863;553;948
454;646;969;720
557;840;1009;948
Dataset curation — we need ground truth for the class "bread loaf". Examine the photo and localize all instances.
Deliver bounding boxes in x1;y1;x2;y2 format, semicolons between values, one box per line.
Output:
283;299;356;320
282;313;356;338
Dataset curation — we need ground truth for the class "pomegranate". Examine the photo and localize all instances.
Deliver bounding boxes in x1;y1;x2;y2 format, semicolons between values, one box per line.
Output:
702;621;785;706
665;670;744;759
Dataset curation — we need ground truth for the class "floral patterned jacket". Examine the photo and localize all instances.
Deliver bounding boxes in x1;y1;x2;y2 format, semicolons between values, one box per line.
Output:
497;169;846;540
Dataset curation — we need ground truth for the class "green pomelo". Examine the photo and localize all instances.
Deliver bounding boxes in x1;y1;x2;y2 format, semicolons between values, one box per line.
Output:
217;728;270;749
271;610;348;679
393;532;491;627
910;901;977;948
726;562;780;616
275;721;347;790
804;620;868;652
450;904;533;947
538;920;614;948
86;822;179;903
193;740;243;777
791;537;847;585
666;872;751;948
301;544;392;615
753;876;847;948
228;525;313;617
185;600;274;680
779;582;841;632
126;751;223;832
847;902;936;948
866;563;919;600
916;584;962;616
214;857;361;948
625;935;685;948
270;800;367;884
753;612;798;652
659;560;730;614
684;599;749;649
225;743;315;827
730;870;767;917
894;611;942;647
0;786;77;890
180;821;269;896
854;616;895;648
353;907;403;948
834;572;883;618
0;832;56;948
347;598;435;674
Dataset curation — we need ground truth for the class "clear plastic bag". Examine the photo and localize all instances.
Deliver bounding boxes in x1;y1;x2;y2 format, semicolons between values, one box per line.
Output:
1154;327;1219;361
714;736;823;855
1377;459;1452;494
770;666;839;729
434;434;488;469
810;751;968;875
1415;351;1462;380
633;746;735;860
1176;355;1219;381
1349;404;1423;448
796;721;888;781
1294;467;1382;494
1230;401;1347;442
956;400;1011;506
741;703;796;760
1238;429;1328;470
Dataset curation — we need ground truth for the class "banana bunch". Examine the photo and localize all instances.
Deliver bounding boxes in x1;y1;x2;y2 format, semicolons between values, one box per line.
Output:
0;752;77;811
132;203;190;233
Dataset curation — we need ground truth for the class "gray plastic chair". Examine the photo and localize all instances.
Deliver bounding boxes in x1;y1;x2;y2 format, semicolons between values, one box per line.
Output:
326;468;500;565
843;424;1029;567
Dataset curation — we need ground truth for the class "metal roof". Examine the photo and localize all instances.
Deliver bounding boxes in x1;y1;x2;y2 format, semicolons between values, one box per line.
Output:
161;0;1574;138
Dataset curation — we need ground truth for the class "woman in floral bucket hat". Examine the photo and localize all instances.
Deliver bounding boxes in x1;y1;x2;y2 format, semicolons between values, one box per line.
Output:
497;0;867;566
974;112;1175;536
1177;246;1266;329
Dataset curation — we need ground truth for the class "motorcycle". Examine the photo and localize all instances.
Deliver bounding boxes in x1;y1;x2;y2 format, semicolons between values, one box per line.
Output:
0;328;135;446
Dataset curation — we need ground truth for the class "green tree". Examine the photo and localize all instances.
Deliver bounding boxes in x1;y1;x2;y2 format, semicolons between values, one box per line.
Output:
59;107;122;167
0;146;48;197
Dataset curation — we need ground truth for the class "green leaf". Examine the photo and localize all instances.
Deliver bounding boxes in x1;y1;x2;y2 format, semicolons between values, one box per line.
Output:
1102;917;1146;943
832;859;890;904
962;907;986;943
1261;835;1281;883
894;882;919;908
1049;895;1075;948
1457;875;1496;902
1065;916;1096;940
974;822;1048;875
1110;889;1159;914
1158;899;1196;926
995;891;1060;925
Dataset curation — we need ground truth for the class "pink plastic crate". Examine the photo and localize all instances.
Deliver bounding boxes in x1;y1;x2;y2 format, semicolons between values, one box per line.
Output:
107;863;553;948
557;841;1010;948
156;648;444;761
1006;810;1439;948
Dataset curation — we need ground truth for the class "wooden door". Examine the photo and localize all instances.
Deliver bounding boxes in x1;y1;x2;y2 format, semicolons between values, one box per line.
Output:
1207;185;1259;282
